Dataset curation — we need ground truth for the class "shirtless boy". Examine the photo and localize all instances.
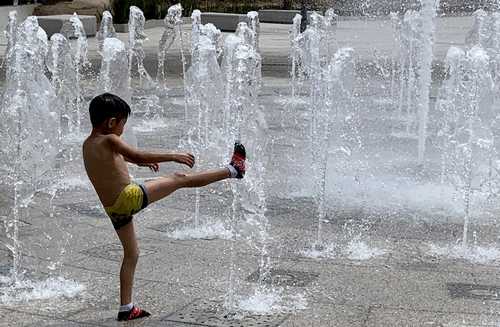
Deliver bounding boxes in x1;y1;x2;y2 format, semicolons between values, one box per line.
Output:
82;93;246;321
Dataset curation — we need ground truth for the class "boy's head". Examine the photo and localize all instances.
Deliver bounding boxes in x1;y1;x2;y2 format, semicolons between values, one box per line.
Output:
89;93;131;135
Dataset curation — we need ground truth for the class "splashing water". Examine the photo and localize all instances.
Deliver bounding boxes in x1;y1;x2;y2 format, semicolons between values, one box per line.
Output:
302;240;385;261
0;275;85;304
344;240;386;261
235;288;307;315
428;243;500;265
168;221;233;240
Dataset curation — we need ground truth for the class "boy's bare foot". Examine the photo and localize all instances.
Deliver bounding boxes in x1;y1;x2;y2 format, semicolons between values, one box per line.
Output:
228;142;246;179
117;306;151;321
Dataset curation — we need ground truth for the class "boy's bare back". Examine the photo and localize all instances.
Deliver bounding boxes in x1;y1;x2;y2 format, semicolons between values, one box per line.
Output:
83;133;130;207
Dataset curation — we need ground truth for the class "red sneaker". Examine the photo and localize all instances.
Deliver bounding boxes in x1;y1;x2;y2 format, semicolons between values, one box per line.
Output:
117;306;151;321
229;142;246;179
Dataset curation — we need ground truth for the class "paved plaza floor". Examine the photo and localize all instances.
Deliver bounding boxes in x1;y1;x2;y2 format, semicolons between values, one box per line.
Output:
1;11;500;327
1;75;500;326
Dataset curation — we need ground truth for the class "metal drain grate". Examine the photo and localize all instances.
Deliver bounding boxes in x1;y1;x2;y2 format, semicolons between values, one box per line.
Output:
81;243;156;262
61;202;104;217
246;268;319;287
447;283;500;301
162;299;288;327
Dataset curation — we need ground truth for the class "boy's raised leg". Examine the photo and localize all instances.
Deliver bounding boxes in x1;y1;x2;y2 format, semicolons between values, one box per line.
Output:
144;142;247;205
144;168;231;205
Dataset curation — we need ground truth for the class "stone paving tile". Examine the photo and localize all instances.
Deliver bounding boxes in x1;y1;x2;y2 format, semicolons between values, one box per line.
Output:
67;237;260;289
273;257;500;315
281;303;368;327
366;307;500;327
0;308;105;327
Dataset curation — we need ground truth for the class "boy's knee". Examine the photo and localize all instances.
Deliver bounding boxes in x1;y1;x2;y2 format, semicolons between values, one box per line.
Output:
171;173;191;188
123;247;139;263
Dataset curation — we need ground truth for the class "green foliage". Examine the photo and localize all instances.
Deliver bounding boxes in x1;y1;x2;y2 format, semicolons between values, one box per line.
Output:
112;0;169;24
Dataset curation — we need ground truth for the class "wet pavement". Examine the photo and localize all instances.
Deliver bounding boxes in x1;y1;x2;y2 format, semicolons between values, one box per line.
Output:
1;73;500;326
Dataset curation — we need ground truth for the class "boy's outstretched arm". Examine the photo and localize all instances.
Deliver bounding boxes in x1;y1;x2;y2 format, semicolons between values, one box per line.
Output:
108;134;195;167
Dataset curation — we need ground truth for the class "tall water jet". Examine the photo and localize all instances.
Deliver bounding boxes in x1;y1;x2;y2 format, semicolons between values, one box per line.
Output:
416;0;439;165
0;16;58;284
47;33;76;140
60;13;89;133
96;10;116;52
437;46;494;246
394;1;439;164
396;9;419;128
389;12;401;101
187;23;223;145
465;9;490;49
311;48;355;249
185;18;224;230
2;11;17;68
466;10;500;89
98;37;131;102
128;6;152;89
191;9;202;54
298;11;324;144
221;32;246;311
246;11;260;52
158;3;189;125
322;8;338;60
290;14;303;98
220;20;271;313
157;3;184;87
97;36;137;147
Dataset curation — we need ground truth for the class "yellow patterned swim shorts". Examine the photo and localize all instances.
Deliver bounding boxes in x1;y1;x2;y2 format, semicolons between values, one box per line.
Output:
104;183;149;230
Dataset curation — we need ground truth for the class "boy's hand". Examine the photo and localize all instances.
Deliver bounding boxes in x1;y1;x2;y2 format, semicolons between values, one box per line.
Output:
138;163;159;172
174;153;195;168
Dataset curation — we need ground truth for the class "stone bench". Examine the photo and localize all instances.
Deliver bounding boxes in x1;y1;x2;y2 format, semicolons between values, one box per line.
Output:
200;12;246;32
258;10;301;24
37;14;96;38
0;5;38;36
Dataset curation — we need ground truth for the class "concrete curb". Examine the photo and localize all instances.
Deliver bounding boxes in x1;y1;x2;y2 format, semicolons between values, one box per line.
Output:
38;14;96;38
200;12;246;32
259;10;302;24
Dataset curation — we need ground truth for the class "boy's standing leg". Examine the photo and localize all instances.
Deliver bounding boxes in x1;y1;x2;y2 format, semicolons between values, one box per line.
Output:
116;222;139;306
115;222;150;320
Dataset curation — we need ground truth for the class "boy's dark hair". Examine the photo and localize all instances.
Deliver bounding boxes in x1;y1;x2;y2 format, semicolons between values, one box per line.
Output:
89;93;131;127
